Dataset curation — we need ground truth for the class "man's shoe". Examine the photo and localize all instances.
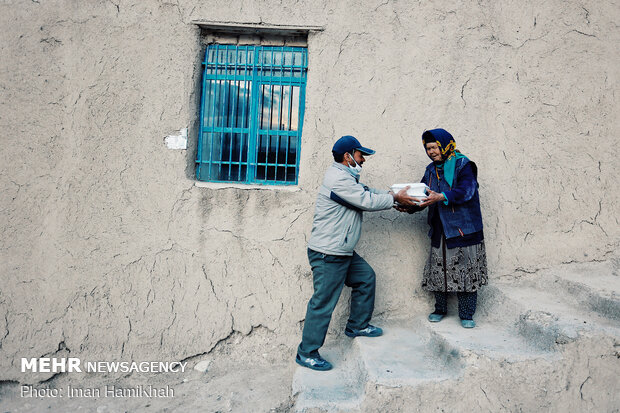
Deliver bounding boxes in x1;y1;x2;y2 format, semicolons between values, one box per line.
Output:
428;313;445;323
344;324;383;338
295;353;333;371
461;319;476;328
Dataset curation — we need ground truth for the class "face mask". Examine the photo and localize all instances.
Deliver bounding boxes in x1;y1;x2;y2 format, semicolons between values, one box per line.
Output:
346;152;362;176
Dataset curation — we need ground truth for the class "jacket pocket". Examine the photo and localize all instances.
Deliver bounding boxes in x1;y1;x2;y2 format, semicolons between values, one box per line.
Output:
324;254;348;263
339;223;353;246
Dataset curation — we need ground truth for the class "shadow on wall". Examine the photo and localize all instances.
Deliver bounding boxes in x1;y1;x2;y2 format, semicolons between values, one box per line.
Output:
185;25;203;180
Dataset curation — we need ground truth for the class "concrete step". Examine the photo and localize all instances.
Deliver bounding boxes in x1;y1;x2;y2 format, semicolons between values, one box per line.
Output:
292;317;562;412
292;340;366;412
292;322;465;413
292;261;620;412
500;282;620;350
424;315;558;362
352;322;462;388
543;261;620;322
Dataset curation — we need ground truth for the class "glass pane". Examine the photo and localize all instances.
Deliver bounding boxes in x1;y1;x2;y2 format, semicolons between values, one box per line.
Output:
290;86;299;131
225;80;232;127
281;86;290;131
272;51;283;77
257;134;266;164
207;80;216;127
260;85;271;130
286;166;296;182
241;133;248;163
256;164;266;180
212;132;224;162
226;164;235;181
213;132;222;163
267;135;277;164
229;81;237;128
224;80;232;128
220;132;231;162
212;80;221;127
262;50;271;65
229;163;246;182
276;165;286;182
208;47;216;63
229;164;242;182
271;86;281;130
209;163;220;181
231;133;241;162
274;51;282;66
278;134;288;165
219;81;227;128
203;80;212;126
236;80;247;129
230;80;237;128
237;49;245;65
200;132;211;162
288;136;297;164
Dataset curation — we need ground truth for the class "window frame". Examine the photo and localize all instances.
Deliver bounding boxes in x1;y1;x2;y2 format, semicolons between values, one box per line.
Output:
196;44;308;185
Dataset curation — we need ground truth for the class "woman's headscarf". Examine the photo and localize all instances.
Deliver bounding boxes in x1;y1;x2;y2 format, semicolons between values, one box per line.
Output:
422;128;467;188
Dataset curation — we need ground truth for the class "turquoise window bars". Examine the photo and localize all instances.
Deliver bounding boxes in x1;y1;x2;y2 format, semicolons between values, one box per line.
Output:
196;44;308;185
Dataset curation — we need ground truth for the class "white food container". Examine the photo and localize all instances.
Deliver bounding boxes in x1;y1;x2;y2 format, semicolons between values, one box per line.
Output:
391;183;429;202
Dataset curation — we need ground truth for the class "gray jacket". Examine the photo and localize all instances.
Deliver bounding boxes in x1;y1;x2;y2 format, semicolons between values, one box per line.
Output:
307;162;395;256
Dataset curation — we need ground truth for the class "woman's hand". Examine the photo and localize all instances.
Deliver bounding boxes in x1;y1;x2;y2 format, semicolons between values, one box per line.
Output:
418;190;445;207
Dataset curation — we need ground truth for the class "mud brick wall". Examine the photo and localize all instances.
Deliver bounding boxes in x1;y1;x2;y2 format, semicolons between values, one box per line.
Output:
0;0;618;382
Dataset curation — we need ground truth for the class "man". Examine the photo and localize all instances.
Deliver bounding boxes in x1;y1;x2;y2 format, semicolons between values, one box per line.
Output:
296;135;416;371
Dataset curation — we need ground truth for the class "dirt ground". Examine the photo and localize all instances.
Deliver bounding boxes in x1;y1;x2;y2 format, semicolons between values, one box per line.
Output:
0;331;299;413
0;359;297;413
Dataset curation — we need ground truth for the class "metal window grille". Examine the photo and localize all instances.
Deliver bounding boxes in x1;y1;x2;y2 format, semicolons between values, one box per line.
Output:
196;44;308;185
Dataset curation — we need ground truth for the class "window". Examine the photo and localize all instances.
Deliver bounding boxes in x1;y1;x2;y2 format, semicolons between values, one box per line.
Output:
196;44;308;185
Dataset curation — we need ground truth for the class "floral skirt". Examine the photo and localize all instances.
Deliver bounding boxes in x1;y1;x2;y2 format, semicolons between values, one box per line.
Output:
422;240;488;292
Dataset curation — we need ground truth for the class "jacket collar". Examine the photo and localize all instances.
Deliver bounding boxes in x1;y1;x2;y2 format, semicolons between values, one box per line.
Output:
332;162;360;182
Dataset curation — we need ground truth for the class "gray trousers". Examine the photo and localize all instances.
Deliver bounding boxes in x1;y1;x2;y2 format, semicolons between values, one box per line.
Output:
297;248;376;358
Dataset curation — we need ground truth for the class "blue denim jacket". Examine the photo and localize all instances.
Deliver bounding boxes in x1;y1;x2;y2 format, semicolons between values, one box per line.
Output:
422;158;484;240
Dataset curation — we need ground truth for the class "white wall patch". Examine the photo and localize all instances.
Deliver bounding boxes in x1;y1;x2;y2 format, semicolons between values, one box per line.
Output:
165;128;188;149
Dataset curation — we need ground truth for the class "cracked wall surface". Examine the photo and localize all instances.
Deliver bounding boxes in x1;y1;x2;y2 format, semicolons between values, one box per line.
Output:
0;0;618;382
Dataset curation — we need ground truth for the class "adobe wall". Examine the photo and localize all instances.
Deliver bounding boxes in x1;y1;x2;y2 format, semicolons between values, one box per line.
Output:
0;0;618;382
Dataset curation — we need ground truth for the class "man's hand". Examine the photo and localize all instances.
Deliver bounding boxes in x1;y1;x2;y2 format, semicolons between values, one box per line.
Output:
391;186;419;206
417;190;445;207
393;204;425;213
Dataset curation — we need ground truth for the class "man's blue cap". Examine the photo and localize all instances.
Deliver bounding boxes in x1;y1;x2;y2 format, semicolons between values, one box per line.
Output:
332;135;376;156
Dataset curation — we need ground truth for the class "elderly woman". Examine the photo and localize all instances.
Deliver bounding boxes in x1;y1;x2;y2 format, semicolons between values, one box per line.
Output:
401;129;487;328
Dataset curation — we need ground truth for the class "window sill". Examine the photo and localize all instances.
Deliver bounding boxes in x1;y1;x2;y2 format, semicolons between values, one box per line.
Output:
194;181;301;192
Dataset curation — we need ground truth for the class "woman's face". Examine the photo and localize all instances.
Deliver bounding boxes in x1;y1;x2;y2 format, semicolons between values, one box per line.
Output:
425;142;442;162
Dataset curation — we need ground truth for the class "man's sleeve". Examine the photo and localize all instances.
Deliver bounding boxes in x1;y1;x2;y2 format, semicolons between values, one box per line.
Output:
368;187;389;195
331;176;394;211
